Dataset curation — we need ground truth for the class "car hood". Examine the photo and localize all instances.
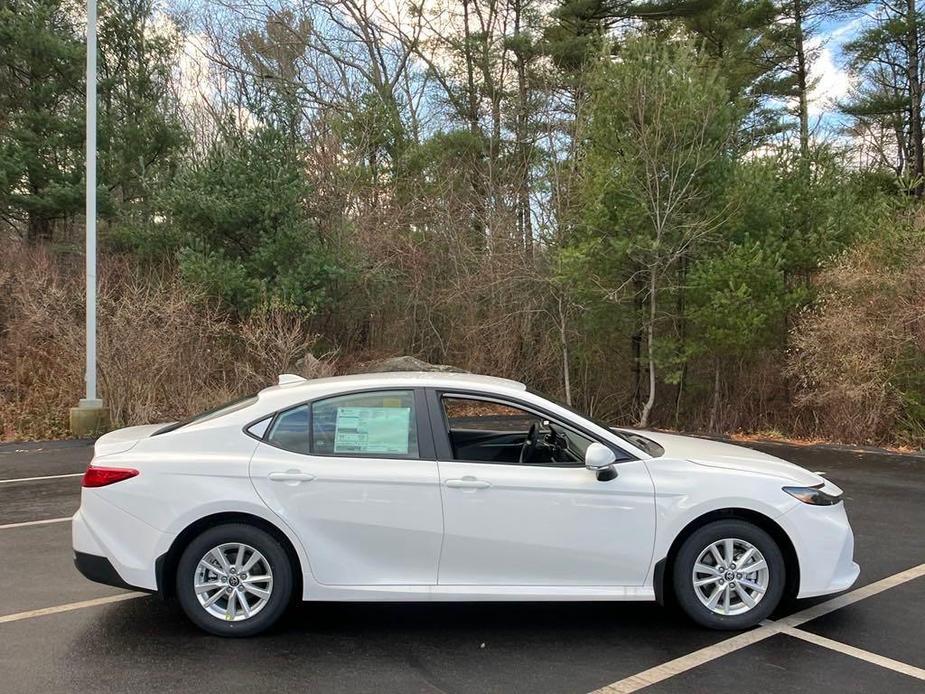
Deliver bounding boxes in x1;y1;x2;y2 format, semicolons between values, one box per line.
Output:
624;429;824;486
93;424;168;458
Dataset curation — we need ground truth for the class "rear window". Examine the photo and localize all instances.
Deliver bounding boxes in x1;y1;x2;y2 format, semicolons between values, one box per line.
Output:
154;394;258;435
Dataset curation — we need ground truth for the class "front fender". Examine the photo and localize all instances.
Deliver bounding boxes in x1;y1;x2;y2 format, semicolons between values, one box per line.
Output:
643;458;800;585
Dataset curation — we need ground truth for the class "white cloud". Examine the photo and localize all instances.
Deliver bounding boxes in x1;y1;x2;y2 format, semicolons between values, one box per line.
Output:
806;37;853;116
829;16;865;41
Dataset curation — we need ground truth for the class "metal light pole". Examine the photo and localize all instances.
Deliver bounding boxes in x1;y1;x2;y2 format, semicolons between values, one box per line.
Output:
70;0;109;435
84;0;97;404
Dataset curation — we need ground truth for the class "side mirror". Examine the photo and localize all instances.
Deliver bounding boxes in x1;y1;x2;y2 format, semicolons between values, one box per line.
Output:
585;442;618;480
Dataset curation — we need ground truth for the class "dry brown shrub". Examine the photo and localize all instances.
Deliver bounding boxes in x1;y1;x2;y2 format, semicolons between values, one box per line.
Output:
786;233;925;444
0;244;331;440
0;246;83;438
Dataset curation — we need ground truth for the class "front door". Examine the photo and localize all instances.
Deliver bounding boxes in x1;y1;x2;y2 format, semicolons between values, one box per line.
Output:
431;392;656;586
250;388;443;586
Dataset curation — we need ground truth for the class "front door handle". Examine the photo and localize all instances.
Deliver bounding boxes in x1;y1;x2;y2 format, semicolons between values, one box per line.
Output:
445;477;491;489
268;471;315;484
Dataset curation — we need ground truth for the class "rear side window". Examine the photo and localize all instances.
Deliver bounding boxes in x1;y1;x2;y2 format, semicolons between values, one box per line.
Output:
313;390;418;457
265;390;419;458
266;405;310;454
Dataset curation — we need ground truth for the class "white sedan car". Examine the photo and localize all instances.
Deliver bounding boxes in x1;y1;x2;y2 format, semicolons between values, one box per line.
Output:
73;372;859;637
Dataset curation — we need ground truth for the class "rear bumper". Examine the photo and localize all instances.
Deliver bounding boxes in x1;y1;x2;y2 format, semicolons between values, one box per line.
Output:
72;490;174;592
73;551;153;593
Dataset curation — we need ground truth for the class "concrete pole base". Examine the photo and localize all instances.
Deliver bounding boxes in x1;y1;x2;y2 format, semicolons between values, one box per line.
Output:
70;399;110;438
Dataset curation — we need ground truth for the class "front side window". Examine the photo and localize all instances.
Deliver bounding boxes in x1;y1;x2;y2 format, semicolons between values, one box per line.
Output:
312;390;418;457
441;396;593;465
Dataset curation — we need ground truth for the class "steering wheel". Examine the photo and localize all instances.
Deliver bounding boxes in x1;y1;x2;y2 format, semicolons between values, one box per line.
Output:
545;421;567;459
519;422;539;464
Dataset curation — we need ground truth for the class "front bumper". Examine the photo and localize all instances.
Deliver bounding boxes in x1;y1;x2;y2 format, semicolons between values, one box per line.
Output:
778;498;860;598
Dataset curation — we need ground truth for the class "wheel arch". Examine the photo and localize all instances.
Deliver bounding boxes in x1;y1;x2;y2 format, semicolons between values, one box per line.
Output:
653;507;800;607
155;512;304;600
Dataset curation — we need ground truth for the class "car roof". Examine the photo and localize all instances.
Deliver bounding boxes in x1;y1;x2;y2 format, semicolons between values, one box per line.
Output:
258;371;526;403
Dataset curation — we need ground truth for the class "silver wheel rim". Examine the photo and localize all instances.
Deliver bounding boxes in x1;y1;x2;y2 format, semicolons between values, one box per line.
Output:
194;543;274;622
692;538;769;616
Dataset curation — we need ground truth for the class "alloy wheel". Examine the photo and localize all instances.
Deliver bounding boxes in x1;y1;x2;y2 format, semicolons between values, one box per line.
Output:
691;538;769;616
194;542;274;622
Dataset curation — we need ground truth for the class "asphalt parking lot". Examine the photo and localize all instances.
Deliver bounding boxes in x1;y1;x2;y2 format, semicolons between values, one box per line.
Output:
1;439;923;693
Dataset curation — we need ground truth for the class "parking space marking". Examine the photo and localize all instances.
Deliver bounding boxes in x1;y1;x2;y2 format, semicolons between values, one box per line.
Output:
0;472;83;484
0;593;146;625
781;626;925;681
0;517;71;531
777;562;925;629
593;627;778;693
592;562;925;693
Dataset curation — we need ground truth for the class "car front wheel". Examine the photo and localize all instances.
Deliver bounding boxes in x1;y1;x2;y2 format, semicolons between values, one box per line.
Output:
672;519;786;630
176;523;293;637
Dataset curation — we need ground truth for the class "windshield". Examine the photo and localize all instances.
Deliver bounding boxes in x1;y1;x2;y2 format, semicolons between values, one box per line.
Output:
153;394;258;435
612;429;665;457
527;388;664;457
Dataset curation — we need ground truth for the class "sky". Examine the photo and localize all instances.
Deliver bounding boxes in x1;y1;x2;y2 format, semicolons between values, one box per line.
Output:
809;15;867;129
167;2;871;144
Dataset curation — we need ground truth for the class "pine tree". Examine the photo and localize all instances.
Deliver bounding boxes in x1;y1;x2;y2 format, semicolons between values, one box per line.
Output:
840;0;925;193
0;0;85;241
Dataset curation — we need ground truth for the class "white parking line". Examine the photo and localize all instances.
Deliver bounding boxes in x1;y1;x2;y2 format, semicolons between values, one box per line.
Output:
0;517;71;530
595;627;777;693
778;562;925;628
0;472;83;484
0;593;146;625
782;626;925;681
593;562;925;693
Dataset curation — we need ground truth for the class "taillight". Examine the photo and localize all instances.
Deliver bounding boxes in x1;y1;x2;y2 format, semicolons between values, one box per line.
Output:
82;466;139;487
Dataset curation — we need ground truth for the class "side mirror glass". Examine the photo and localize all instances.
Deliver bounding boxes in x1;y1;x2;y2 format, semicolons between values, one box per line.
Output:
585;442;617;471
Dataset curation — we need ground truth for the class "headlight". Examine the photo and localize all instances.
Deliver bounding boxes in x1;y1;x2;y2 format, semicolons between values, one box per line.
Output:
783;484;842;506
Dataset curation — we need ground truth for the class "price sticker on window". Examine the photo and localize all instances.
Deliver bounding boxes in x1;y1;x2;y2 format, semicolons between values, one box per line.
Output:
334;407;411;454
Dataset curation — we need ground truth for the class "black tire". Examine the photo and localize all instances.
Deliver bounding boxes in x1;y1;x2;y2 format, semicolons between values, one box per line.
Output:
672;519;785;630
176;523;293;637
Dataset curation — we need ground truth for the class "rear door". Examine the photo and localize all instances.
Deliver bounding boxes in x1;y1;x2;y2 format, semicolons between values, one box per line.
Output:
249;388;444;586
430;391;656;586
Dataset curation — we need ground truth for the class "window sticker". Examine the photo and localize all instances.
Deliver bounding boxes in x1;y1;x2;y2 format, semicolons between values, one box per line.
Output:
334;407;411;454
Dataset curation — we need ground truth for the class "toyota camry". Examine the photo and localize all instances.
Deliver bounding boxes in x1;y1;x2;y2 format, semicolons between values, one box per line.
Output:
73;371;859;636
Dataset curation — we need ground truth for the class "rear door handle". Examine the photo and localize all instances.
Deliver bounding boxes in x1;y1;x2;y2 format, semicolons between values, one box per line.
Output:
445;477;491;489
268;471;315;483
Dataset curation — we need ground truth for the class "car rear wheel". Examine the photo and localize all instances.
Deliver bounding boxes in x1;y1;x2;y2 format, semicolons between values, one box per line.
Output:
672;519;785;630
176;523;293;637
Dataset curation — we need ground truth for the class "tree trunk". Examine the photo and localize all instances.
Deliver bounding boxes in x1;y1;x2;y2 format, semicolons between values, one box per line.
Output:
638;273;657;428
907;0;924;195
558;294;572;406
794;0;810;163
709;357;721;432
674;256;687;425
461;0;486;239
461;0;480;138
513;0;532;255
631;273;644;410
26;213;53;243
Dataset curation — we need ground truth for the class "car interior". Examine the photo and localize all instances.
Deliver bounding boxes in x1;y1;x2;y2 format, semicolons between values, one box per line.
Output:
263;392;599;465
441;397;593;465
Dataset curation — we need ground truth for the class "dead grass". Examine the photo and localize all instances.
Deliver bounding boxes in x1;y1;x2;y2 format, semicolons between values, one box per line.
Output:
0;245;331;440
786;229;925;446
